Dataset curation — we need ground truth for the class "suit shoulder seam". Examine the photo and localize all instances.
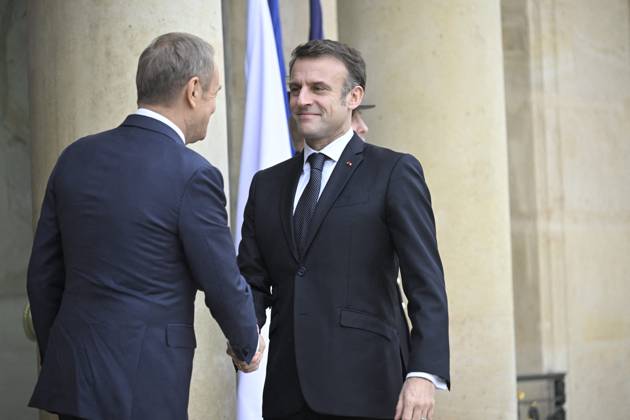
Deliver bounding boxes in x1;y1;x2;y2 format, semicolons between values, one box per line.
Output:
385;153;407;192
176;164;213;227
384;154;407;221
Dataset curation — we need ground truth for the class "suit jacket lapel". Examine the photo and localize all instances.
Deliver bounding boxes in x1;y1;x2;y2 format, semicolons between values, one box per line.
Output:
280;153;303;262
301;135;365;257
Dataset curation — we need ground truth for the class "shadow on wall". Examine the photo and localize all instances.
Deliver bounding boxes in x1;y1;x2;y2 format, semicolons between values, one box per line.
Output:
1;0;38;419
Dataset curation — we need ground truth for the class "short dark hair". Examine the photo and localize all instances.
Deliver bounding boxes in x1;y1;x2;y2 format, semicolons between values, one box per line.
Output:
289;39;366;96
136;32;215;105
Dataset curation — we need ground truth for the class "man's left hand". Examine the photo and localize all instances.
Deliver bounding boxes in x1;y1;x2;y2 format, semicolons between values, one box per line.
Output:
394;377;435;420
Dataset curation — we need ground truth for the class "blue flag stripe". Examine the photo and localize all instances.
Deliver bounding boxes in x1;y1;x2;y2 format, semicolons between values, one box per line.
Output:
309;0;324;40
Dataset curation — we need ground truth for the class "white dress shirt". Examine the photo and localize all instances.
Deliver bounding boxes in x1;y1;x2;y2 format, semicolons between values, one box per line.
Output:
292;128;354;211
293;129;447;391
134;108;186;144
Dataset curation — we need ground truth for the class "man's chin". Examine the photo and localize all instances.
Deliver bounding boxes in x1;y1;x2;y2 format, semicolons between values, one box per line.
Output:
297;124;318;138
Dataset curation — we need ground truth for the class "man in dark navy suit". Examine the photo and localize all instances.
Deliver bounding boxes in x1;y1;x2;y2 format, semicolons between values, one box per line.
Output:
237;40;450;420
27;32;262;420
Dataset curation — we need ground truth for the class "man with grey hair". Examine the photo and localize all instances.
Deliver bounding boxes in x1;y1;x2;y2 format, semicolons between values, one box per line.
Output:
27;32;262;420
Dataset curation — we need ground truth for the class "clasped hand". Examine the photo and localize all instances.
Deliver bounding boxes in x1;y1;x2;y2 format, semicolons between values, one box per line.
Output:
226;334;266;373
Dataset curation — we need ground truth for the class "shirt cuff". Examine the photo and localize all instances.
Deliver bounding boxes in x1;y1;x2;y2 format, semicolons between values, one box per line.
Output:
406;372;448;391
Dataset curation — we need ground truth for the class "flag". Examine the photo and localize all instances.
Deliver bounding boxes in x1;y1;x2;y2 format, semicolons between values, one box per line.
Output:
235;1;292;419
267;0;291;121
309;0;323;40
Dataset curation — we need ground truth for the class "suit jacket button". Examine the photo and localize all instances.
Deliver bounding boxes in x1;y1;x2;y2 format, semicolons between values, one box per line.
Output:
297;266;306;276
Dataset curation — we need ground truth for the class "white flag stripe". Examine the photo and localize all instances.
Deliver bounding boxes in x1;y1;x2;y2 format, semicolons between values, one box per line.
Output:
235;1;292;419
235;0;292;247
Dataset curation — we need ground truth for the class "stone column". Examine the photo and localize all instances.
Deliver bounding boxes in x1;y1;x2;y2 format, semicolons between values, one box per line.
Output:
1;1;38;419
502;0;565;377
338;1;517;419
503;1;630;418
27;1;233;419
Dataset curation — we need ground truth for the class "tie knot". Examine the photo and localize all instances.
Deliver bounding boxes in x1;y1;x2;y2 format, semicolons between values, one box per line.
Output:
308;153;326;172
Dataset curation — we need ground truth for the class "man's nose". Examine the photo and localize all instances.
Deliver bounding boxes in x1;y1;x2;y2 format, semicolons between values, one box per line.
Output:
295;87;313;107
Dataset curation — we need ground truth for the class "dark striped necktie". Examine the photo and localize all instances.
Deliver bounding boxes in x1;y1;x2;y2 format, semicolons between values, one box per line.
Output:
294;152;327;258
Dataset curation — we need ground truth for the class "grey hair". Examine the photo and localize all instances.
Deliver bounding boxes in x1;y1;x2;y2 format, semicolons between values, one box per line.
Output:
136;32;215;105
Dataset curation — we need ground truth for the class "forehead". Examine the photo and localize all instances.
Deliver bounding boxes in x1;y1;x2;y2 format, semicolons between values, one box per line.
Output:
290;56;348;83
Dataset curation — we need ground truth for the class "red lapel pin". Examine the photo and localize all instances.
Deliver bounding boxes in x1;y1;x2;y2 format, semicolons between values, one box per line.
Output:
346;161;352;167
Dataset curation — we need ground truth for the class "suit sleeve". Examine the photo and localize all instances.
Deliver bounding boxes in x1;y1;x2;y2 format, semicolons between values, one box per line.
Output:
178;165;259;363
237;173;272;328
27;165;65;362
386;154;450;388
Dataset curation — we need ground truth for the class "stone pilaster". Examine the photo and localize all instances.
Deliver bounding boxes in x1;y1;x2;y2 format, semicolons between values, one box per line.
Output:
503;1;630;418
338;1;518;418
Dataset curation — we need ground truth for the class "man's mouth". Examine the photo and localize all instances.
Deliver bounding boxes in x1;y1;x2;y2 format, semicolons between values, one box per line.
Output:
297;112;320;118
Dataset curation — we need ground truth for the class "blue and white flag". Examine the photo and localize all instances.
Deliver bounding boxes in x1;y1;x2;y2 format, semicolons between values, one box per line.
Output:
235;1;292;419
267;0;291;122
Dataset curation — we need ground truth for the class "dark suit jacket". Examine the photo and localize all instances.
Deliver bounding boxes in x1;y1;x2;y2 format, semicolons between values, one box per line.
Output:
238;134;450;419
27;115;259;420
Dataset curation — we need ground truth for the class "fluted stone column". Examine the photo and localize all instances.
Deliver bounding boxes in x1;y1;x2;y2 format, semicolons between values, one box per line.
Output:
338;1;517;419
27;1;233;419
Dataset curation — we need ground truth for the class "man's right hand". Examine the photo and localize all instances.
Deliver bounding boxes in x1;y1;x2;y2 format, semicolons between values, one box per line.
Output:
394;377;436;420
227;333;266;373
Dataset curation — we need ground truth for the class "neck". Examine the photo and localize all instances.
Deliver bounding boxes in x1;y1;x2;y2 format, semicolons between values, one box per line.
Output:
139;103;189;142
305;124;350;151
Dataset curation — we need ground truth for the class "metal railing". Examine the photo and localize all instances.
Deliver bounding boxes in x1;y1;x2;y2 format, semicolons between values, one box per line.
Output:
517;372;566;420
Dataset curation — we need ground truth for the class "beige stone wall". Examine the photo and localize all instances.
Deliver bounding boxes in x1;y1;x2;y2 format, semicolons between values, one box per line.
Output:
1;0;32;297
502;0;546;375
503;0;630;418
548;2;630;412
1;2;38;419
338;1;517;419
26;1;234;418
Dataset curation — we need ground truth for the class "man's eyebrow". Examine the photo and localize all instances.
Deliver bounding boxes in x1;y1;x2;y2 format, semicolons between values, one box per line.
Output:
289;79;330;86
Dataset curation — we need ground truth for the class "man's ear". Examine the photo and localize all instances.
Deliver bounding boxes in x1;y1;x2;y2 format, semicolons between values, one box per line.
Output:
185;76;201;108
347;85;365;110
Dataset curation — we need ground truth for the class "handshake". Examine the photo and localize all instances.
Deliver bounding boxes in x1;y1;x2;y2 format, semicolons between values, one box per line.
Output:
227;333;266;373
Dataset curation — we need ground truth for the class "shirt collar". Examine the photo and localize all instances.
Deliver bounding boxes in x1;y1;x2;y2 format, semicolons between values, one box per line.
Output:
134;108;186;144
302;128;354;167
